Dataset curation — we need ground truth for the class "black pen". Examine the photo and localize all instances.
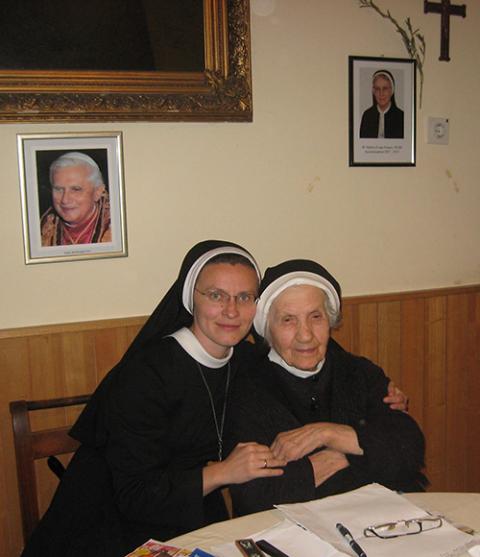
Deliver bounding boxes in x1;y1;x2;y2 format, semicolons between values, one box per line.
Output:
336;522;367;557
256;539;290;557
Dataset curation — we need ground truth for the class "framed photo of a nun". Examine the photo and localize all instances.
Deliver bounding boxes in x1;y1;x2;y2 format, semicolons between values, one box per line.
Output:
349;56;416;166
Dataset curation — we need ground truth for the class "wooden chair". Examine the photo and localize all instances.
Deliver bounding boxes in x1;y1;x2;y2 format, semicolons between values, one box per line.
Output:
9;394;90;543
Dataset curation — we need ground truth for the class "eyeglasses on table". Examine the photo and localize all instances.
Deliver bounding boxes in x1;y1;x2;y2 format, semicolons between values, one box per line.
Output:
363;516;443;539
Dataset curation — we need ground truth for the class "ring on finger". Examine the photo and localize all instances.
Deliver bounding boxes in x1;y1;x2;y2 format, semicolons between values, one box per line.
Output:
263;459;268;469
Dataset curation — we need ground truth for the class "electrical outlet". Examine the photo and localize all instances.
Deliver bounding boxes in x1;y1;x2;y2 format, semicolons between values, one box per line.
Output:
427;117;449;145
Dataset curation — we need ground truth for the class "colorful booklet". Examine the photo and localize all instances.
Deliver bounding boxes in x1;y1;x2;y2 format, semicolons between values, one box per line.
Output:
126;539;214;557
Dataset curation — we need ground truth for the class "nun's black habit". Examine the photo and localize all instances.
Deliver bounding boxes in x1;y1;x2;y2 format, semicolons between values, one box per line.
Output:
22;240;259;557
359;103;404;139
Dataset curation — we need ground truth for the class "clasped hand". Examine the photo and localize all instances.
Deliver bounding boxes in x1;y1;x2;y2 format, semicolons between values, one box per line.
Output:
218;442;285;485
269;423;361;489
270;422;363;463
203;442;285;495
270;379;407;463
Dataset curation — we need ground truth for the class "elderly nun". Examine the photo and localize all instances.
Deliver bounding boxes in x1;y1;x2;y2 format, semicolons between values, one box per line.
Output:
228;259;427;516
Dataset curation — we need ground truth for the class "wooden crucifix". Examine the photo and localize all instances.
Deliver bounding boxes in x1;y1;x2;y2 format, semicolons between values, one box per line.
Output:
424;0;466;61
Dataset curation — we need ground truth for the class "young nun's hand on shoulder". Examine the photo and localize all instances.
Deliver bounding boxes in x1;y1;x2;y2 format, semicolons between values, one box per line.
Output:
384;380;409;412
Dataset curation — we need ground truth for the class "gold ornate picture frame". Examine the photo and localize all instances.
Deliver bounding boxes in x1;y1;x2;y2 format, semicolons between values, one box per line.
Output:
18;132;127;264
0;0;252;123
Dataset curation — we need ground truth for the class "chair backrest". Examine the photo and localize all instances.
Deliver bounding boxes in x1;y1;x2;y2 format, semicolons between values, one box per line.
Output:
9;394;90;543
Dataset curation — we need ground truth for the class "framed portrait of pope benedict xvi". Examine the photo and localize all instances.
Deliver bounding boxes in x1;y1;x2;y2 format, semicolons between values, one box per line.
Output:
17;131;127;264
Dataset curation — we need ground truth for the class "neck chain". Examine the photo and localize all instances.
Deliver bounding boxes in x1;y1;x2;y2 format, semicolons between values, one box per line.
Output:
195;361;231;461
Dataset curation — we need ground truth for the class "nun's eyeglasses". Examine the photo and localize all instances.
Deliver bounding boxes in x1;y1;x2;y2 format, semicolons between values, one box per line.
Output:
195;288;258;307
363;516;443;539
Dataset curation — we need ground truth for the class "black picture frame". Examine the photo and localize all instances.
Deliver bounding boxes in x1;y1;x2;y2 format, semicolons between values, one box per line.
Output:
349;56;416;167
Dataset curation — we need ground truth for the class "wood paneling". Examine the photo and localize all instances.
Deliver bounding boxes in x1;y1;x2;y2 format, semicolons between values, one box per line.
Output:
423;296;447;490
0;286;479;557
0;317;145;557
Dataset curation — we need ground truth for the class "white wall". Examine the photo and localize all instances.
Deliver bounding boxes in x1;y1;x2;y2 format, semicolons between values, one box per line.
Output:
1;0;479;329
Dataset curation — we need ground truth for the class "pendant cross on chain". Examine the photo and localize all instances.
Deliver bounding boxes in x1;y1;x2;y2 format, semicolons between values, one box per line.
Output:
424;0;466;61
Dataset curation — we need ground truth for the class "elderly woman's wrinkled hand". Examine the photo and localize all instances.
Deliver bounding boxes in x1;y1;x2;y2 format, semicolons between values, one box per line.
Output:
270;423;332;462
308;449;349;487
270;422;364;463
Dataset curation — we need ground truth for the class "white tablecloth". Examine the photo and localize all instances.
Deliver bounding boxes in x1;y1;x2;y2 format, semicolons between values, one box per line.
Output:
167;492;480;554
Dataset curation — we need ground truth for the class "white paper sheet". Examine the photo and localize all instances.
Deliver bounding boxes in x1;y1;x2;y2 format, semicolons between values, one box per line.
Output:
468;545;480;557
212;518;348;557
275;484;477;557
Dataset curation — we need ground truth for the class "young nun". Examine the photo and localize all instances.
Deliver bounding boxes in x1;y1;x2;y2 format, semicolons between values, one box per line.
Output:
359;69;404;139
22;240;284;557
